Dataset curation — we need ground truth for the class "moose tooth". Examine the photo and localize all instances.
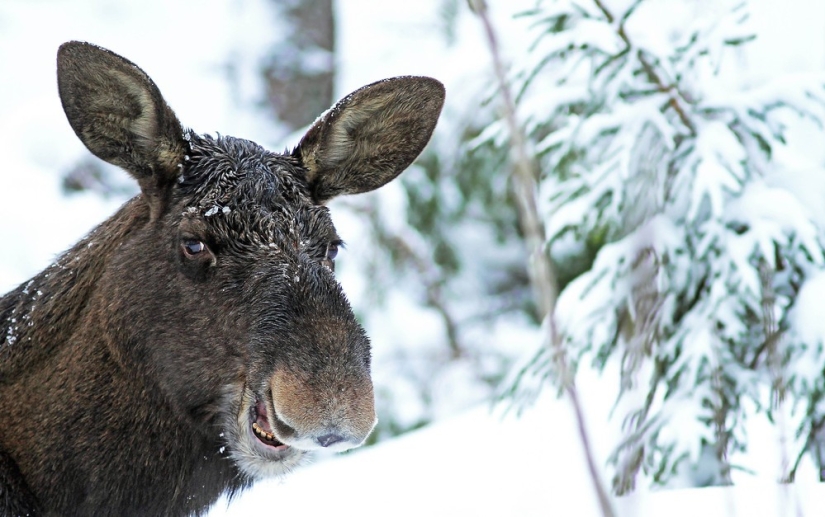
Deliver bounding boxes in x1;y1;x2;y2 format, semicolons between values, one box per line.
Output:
252;421;277;442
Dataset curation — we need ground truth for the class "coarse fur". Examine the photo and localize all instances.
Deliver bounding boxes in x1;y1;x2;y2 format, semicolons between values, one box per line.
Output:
0;42;444;516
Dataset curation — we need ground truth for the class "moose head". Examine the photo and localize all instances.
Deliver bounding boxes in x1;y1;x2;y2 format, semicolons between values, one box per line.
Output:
0;41;443;515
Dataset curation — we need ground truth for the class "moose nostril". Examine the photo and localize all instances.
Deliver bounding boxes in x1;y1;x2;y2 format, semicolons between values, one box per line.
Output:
316;433;346;448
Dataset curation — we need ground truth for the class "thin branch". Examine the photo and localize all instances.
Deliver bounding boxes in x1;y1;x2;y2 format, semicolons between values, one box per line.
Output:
468;1;615;516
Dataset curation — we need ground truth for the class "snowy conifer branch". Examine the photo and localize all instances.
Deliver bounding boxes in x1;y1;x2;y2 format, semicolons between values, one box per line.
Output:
592;0;697;136
468;1;615;515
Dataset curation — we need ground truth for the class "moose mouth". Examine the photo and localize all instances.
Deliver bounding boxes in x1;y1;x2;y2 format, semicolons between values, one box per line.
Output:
230;390;303;479
250;398;288;450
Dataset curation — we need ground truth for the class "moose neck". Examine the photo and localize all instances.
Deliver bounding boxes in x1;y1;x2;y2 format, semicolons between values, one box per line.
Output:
0;197;147;381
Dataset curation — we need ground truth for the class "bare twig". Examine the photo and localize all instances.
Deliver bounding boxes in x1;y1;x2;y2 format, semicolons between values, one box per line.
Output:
468;1;615;516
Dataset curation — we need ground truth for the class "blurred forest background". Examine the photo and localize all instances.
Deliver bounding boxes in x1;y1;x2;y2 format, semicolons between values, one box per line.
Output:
4;0;825;497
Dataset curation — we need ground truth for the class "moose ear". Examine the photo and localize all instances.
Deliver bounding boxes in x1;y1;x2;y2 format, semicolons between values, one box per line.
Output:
57;42;186;198
295;76;445;203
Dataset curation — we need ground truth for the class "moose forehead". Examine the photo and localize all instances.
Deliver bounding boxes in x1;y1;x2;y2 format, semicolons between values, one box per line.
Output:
174;132;337;250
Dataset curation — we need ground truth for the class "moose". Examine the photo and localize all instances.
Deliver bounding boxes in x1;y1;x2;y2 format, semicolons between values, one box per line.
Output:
0;42;444;515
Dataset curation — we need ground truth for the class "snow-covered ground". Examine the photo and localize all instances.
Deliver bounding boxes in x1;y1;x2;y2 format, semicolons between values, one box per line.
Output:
2;0;825;515
208;367;825;516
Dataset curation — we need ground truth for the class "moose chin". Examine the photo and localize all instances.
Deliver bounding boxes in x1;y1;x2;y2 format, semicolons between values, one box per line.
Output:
0;41;444;516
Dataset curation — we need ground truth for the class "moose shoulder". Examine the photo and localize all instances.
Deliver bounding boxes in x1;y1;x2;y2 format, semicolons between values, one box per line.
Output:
0;41;443;516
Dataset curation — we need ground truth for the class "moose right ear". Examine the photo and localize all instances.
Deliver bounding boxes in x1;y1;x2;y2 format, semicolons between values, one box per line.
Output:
57;42;186;199
295;76;445;204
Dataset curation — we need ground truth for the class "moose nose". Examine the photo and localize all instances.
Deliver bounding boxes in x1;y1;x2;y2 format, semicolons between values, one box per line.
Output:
316;433;346;448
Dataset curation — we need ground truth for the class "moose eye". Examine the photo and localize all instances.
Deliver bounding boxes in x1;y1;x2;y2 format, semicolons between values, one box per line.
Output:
326;243;339;261
182;240;206;257
178;237;215;279
322;242;341;272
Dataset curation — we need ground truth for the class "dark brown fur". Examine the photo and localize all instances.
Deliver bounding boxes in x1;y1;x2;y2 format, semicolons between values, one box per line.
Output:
0;42;443;516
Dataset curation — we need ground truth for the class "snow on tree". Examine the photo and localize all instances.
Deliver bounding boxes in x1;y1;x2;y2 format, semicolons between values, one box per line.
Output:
496;0;825;490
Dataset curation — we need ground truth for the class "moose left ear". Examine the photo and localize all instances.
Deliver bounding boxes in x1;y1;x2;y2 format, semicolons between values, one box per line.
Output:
295;76;445;203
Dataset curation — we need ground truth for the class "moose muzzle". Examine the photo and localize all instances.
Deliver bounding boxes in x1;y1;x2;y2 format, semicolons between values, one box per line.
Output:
268;367;377;451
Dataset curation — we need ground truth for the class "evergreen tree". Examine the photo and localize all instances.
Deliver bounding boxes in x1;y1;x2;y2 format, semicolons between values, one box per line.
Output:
501;0;825;490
